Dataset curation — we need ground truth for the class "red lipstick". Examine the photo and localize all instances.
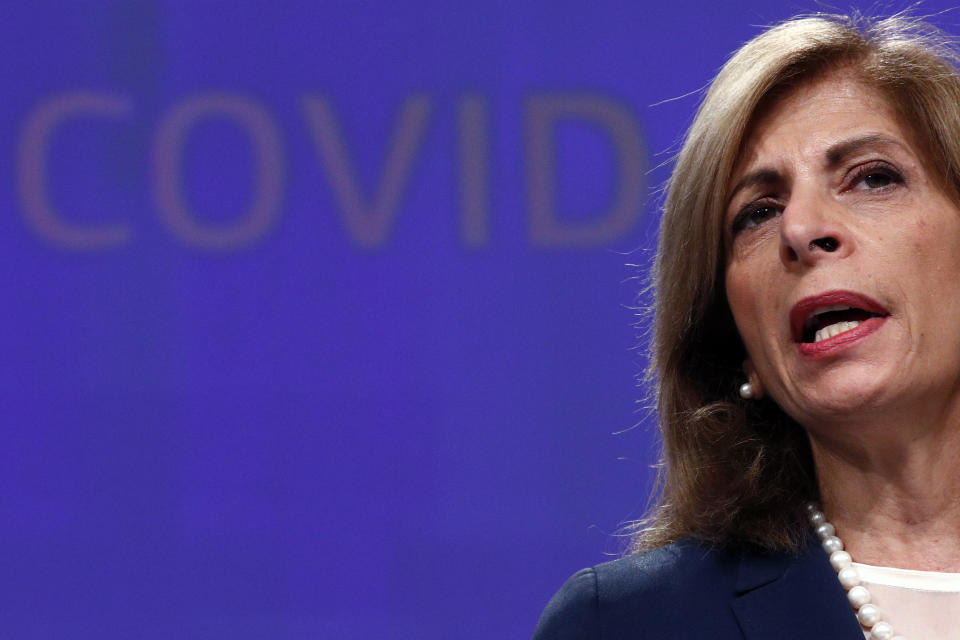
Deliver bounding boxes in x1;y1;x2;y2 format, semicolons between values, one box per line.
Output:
790;290;889;358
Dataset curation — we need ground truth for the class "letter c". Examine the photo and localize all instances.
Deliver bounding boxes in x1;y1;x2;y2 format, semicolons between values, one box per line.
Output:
17;91;134;249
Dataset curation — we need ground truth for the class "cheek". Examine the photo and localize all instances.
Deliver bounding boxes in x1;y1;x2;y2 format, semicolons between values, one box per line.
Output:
908;218;960;279
725;268;764;342
725;229;783;336
918;225;960;315
725;263;787;371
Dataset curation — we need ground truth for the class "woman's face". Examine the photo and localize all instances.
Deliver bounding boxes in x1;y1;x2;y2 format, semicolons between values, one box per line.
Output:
725;69;960;432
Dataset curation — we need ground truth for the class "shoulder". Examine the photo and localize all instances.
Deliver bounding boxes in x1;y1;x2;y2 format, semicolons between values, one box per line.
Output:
531;539;744;640
530;566;599;640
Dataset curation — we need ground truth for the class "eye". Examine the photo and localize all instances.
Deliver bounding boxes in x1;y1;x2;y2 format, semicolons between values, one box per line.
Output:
732;201;781;235
861;173;892;188
849;162;903;191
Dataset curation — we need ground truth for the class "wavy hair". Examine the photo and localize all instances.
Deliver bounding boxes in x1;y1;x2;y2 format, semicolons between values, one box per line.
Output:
633;12;960;552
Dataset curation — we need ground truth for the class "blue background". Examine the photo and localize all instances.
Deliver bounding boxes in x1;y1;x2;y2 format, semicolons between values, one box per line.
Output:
2;2;953;638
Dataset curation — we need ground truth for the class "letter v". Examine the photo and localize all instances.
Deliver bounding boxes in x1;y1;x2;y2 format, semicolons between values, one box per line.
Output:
302;94;432;248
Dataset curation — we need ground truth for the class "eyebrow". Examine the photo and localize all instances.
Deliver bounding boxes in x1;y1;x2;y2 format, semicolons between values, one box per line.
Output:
825;133;901;166
726;169;783;205
726;133;905;205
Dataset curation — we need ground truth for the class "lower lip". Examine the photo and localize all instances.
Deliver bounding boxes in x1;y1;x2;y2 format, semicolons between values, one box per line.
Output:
797;316;887;358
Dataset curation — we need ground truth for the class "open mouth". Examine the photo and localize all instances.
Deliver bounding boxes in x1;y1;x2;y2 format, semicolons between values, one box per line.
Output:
802;305;883;344
790;291;890;346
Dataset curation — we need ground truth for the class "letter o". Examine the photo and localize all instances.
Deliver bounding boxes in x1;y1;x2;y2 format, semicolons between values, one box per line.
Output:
153;93;283;249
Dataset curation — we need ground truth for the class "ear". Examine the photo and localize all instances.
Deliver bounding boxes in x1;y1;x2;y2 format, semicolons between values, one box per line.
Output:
742;358;765;400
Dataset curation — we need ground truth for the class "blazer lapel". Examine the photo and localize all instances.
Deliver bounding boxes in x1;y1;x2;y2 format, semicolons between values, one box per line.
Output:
731;537;864;640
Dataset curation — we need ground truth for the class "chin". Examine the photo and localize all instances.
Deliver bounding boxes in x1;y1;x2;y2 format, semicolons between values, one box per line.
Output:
785;368;895;423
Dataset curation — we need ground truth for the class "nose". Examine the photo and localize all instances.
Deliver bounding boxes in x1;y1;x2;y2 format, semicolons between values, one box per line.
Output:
779;188;849;265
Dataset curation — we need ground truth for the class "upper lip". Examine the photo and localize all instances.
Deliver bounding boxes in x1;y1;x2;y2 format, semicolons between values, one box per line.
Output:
789;290;889;342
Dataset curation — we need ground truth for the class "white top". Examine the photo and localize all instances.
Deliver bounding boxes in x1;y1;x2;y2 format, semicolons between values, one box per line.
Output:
854;562;960;639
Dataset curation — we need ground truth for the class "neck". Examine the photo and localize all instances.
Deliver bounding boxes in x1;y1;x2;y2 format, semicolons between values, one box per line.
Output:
810;408;960;572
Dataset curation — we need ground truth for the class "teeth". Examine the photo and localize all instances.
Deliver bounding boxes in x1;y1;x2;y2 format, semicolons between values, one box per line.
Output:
813;321;861;343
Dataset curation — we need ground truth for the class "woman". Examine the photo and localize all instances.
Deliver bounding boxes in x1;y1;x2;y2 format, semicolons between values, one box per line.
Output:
534;12;960;640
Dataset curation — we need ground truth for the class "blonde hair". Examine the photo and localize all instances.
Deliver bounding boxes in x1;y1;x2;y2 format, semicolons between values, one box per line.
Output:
635;12;960;552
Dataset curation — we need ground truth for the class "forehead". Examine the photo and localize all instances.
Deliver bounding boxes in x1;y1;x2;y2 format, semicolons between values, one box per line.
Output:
732;69;909;177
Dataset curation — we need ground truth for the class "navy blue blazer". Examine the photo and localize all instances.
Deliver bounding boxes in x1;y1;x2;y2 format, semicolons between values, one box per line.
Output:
532;536;865;639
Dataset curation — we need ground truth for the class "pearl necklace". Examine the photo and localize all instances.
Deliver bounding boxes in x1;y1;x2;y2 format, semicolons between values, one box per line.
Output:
806;503;906;640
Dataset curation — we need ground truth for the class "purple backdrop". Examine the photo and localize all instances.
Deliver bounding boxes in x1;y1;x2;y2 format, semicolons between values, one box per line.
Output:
1;2;951;638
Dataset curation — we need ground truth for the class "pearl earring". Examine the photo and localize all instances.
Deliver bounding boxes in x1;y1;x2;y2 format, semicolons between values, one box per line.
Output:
739;382;754;399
